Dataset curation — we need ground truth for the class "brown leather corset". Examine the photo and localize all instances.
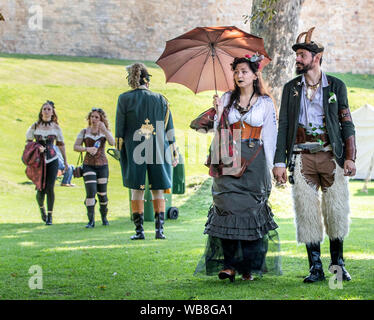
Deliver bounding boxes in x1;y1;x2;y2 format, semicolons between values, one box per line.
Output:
231;121;262;140
83;136;108;166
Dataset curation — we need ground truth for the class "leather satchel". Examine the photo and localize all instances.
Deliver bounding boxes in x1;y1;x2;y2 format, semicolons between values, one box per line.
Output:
73;152;84;178
73;129;86;178
230;145;263;178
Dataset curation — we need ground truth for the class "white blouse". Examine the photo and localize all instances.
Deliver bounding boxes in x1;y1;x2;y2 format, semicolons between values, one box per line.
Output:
26;122;64;142
214;91;277;169
26;122;64;164
76;128;106;141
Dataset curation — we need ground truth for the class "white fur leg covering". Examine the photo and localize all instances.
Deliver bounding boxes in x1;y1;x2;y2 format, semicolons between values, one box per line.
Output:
292;154;324;244
321;161;351;240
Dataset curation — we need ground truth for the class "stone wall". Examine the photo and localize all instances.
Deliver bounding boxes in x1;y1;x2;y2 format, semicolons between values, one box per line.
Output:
298;0;374;74
0;0;373;73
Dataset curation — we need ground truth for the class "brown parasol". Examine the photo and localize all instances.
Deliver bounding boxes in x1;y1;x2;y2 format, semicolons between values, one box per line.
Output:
156;26;271;94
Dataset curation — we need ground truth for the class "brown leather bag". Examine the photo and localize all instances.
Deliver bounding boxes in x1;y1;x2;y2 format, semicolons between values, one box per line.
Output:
73;152;84;178
73;129;86;178
231;145;263;178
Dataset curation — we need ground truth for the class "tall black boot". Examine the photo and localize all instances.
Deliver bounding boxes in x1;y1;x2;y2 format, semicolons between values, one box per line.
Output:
155;212;166;239
303;242;325;283
131;213;145;240
46;212;53;225
40;207;47;222
329;238;351;281
85;208;95;228
100;207;109;226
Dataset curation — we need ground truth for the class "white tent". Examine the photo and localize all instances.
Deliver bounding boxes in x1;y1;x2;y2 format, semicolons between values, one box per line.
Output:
351;104;374;180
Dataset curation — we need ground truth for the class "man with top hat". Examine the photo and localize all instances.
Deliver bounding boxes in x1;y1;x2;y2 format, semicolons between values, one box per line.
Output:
273;27;356;283
115;63;178;240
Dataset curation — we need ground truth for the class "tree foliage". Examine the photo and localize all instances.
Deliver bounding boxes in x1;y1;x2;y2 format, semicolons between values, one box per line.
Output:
243;0;279;24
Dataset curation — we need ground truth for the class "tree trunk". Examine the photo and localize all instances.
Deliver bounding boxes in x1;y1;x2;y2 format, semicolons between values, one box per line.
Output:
250;0;305;110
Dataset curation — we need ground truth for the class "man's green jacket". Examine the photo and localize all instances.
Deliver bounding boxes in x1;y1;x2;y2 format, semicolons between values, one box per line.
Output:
274;74;356;168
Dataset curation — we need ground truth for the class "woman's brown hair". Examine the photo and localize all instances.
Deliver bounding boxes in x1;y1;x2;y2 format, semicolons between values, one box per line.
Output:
37;100;59;125
86;108;109;129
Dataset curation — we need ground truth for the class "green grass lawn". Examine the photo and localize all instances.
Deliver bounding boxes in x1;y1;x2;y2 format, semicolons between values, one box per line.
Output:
0;53;373;300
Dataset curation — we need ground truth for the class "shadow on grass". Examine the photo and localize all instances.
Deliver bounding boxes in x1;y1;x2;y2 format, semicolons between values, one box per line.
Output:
354;188;374;196
0;178;373;299
0;217;372;300
0;53;158;68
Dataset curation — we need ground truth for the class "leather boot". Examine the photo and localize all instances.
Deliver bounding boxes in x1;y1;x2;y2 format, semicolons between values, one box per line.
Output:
329;238;351;281
131;213;145;240
46;212;52;225
155;212;166;239
85;210;95;228
153;199;166;239
40;207;47;222
218;269;236;282
303;243;325;283
100;207;109;226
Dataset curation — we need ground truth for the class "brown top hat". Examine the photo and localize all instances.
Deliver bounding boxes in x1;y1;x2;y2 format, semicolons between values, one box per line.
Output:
292;27;324;53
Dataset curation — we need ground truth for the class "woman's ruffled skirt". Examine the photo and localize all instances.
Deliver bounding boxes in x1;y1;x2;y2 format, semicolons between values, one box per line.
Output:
195;141;282;276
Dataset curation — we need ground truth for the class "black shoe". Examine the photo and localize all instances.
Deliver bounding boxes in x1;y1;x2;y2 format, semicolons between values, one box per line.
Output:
131;213;145;240
303;243;325;283
100;208;109;226
155;212;166;239
130;233;145;240
329;238;351;281
40;207;47;222
218;269;236;283
46;213;52;225
85;211;95;228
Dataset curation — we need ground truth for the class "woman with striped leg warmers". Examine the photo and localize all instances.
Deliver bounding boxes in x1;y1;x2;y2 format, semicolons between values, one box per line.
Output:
74;108;115;228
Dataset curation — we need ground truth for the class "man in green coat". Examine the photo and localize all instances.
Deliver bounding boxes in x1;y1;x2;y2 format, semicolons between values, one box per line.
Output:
273;27;356;283
115;63;178;240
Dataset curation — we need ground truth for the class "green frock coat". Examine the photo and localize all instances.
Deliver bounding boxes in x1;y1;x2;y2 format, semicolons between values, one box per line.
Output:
115;87;175;190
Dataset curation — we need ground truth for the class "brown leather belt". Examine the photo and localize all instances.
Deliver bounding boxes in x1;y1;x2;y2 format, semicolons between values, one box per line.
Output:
232;122;262;140
295;126;329;144
293;142;330;154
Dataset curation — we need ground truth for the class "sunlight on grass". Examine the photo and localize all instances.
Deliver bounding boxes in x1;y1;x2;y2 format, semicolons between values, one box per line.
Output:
345;253;374;260
16;230;32;234
43;245;124;252
1;235;19;239
19;241;36;247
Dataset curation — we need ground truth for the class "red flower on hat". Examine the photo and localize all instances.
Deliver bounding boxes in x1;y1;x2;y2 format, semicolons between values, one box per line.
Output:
245;54;251;59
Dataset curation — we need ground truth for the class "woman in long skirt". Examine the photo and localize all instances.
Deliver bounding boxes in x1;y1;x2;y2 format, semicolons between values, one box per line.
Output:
192;54;281;282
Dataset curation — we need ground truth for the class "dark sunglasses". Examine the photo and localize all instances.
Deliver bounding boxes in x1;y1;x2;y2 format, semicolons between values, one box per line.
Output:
92;108;103;112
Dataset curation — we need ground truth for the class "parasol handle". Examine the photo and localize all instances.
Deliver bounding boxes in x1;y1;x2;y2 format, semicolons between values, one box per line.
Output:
210;43;218;95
